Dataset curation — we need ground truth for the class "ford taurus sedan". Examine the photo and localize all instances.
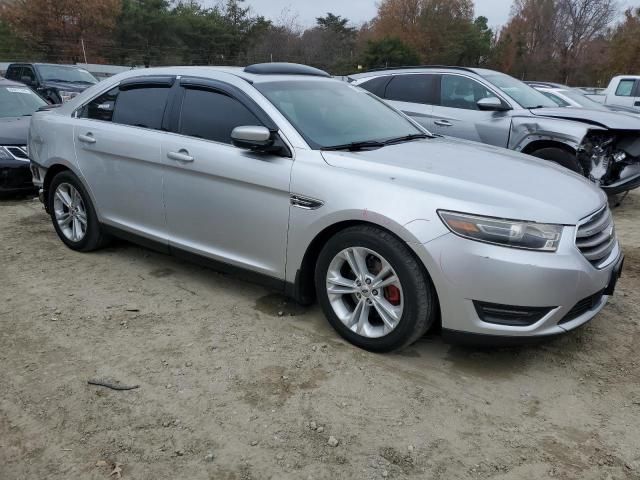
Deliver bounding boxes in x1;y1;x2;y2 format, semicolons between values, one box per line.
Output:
29;63;623;351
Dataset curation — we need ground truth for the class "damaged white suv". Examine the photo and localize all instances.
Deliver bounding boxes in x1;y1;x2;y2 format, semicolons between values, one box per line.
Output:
351;67;640;194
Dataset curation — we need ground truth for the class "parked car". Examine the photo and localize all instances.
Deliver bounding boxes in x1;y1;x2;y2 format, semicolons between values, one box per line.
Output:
527;81;640;117
29;63;623;351
0;77;48;196
349;67;640;194
585;76;640;107
5;63;98;104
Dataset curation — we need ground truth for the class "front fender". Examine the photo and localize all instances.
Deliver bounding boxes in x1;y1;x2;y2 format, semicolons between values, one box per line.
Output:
509;116;604;152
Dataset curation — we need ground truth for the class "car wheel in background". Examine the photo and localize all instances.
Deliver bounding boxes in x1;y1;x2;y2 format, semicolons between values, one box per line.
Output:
315;225;437;352
48;170;110;252
530;147;583;174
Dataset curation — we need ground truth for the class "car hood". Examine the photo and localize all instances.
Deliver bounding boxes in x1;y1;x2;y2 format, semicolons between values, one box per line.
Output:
321;136;605;225
41;81;93;92
0;116;30;144
529;107;640;130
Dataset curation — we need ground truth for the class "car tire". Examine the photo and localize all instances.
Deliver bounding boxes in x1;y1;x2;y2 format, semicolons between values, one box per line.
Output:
530;147;583;174
315;225;437;352
48;170;110;252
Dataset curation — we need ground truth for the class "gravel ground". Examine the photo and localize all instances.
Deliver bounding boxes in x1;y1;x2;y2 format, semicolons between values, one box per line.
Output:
1;192;639;480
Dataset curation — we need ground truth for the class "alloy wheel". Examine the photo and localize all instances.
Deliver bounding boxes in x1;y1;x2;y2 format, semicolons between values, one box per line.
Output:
325;247;404;339
53;182;87;242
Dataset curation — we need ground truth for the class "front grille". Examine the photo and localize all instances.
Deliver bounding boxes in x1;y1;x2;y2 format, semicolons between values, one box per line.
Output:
558;290;604;324
576;206;617;268
6;146;29;160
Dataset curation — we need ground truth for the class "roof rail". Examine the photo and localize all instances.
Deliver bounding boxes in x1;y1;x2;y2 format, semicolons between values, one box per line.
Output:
362;65;479;74
244;63;330;78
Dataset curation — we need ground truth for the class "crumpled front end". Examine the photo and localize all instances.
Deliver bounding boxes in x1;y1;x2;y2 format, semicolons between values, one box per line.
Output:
578;131;640;194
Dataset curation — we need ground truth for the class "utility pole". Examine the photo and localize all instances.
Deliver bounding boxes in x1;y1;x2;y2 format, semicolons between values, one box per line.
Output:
81;38;88;64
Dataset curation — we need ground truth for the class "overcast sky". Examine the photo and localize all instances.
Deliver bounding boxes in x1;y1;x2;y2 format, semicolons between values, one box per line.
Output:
213;0;640;29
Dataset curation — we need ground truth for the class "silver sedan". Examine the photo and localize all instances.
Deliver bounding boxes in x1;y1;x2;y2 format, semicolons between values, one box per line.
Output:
28;64;623;351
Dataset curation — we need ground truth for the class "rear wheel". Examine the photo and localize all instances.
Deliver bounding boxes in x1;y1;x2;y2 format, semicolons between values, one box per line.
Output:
48;171;110;252
530;147;582;174
315;225;437;352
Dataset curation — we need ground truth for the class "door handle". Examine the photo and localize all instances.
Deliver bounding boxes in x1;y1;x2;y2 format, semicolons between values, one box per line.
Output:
167;149;194;163
78;133;96;144
434;120;453;127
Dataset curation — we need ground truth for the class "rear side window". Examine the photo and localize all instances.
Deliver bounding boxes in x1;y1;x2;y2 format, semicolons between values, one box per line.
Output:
615;79;637;97
179;88;261;144
385;74;438;104
80;87;119;122
357;76;391;97
112;86;170;130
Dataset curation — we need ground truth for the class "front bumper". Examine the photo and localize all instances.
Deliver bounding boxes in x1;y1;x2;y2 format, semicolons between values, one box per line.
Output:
0;161;37;195
414;228;622;342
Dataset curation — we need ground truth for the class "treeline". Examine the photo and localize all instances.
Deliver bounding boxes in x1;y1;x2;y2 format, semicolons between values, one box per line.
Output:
0;0;638;86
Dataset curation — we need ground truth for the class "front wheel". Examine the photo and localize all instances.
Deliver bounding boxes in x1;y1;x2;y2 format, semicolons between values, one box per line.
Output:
315;226;437;352
529;147;583;174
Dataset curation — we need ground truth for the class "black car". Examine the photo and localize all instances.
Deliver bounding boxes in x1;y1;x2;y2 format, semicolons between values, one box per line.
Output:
0;78;48;196
4;63;98;104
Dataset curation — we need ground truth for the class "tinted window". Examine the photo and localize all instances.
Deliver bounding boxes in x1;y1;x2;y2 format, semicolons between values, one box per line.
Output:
441;75;498;110
112;86;171;130
385;74;437;104
179;88;261;144
616;80;636;97
358;76;391;97
21;66;36;83
6;66;21;80
80;87;119;122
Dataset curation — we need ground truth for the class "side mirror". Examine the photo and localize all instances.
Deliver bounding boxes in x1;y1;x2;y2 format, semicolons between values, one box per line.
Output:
231;125;274;151
20;76;35;86
477;97;510;112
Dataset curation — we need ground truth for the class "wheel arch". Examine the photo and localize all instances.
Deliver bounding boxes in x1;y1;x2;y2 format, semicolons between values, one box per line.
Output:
521;140;576;156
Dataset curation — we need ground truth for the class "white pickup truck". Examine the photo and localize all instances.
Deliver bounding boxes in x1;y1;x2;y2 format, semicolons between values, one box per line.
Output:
588;76;640;108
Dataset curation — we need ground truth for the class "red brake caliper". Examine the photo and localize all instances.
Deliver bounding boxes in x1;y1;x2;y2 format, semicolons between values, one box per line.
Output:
384;285;401;306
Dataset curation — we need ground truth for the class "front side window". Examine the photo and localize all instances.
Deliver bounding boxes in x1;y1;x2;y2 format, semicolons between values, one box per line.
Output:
179;88;261;144
21;66;36;83
481;72;557;109
385;74;438;104
0;86;47;118
440;75;497;110
615;80;636;97
255;80;423;149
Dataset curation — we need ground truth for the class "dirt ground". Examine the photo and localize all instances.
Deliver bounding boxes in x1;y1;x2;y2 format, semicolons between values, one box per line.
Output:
1;192;639;480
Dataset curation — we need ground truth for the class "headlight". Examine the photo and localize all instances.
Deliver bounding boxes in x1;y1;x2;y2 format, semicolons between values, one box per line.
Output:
438;211;563;252
58;90;79;103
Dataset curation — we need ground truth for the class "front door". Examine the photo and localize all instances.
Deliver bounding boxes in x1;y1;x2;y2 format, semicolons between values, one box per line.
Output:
430;74;511;148
162;79;292;279
73;80;172;242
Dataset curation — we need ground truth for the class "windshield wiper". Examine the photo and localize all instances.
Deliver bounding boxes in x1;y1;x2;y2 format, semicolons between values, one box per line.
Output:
321;140;386;151
383;133;431;145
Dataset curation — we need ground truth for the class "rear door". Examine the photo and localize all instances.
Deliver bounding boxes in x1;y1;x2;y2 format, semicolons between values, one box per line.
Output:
161;77;293;279
381;74;438;131
430;74;511;147
73;76;173;242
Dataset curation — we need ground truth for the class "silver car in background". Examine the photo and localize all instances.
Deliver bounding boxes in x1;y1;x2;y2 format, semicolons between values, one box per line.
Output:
350;67;640;194
29;63;623;351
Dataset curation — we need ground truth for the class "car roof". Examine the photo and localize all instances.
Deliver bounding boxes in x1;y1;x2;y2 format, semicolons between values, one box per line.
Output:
7;62;87;68
101;64;340;86
348;66;500;80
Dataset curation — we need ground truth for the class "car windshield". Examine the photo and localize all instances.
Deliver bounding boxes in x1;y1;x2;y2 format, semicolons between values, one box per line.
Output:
482;73;557;109
0;85;47;118
255;80;425;149
37;65;98;84
540;90;571;107
558;89;607;109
